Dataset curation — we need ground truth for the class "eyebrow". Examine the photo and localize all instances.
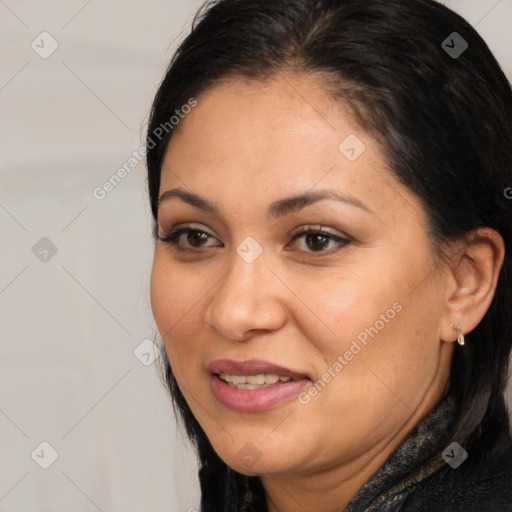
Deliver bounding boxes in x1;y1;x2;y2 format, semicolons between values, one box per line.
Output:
157;187;373;217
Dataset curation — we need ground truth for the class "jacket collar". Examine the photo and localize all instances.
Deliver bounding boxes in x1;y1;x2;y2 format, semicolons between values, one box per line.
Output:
345;394;456;511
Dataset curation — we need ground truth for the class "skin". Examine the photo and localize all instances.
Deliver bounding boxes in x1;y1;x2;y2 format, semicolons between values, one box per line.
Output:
150;74;504;512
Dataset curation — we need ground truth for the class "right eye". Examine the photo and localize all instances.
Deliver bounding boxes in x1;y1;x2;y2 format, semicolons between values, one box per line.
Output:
158;227;223;250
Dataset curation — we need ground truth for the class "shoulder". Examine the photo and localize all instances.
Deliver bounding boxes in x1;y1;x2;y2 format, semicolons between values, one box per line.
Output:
403;443;512;512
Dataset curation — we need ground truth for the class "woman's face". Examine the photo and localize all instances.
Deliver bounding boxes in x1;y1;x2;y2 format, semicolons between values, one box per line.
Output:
150;75;454;480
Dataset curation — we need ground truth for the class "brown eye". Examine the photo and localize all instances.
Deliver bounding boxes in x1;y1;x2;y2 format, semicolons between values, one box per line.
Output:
305;233;331;251
290;228;351;254
158;227;222;249
186;230;210;247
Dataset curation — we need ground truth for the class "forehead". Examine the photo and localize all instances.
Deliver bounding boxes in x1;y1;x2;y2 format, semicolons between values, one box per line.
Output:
166;75;350;166
160;75;418;223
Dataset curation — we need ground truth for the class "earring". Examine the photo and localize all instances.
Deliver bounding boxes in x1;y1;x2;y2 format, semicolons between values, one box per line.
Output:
450;323;465;346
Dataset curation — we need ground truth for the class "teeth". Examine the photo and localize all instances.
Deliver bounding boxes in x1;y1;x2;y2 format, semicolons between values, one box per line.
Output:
262;374;280;384
246;374;266;385
219;373;294;388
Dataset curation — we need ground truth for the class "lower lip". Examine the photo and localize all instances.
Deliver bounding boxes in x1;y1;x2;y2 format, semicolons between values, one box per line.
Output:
210;374;309;412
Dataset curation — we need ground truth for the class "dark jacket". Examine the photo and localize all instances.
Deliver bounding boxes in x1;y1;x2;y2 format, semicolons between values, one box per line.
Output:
344;395;512;511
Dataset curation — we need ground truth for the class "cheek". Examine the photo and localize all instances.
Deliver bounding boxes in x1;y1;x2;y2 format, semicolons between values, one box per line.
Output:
310;274;442;409
285;263;406;362
150;251;205;355
150;255;215;403
287;249;440;398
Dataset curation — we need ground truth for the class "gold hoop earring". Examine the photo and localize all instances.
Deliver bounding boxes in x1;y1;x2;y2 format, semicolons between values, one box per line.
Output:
450;323;465;346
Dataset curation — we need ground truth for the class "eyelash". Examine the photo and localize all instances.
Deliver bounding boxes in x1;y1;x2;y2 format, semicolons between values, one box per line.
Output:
158;225;351;255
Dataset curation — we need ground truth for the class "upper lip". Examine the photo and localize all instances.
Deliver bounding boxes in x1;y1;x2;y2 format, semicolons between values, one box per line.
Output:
209;359;309;380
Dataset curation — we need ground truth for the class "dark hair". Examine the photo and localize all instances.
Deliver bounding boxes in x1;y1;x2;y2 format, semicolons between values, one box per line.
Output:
146;0;512;510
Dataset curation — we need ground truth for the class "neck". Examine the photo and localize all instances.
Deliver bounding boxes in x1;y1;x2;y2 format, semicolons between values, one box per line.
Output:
262;390;451;512
262;429;407;512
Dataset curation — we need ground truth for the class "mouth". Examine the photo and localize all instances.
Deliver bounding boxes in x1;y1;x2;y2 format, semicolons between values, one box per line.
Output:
208;359;310;412
217;373;294;389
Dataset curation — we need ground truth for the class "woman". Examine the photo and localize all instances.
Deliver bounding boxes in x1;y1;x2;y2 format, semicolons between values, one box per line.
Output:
146;0;512;510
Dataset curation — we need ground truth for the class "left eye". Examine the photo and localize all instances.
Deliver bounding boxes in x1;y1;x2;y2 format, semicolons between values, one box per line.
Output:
290;229;350;253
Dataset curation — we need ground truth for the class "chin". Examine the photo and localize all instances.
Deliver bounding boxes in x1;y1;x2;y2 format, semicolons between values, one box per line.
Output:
214;439;307;477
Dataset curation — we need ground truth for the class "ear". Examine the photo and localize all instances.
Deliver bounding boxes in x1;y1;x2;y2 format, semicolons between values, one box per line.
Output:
439;227;505;343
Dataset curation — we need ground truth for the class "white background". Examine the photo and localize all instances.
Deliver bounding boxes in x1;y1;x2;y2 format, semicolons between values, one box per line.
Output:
1;1;511;511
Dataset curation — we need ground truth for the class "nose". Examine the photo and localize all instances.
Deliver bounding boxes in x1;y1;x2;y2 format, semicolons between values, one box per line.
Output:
204;254;288;341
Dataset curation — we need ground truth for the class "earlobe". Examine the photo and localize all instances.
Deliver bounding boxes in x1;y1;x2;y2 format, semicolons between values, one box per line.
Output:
449;324;465;346
441;227;505;343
